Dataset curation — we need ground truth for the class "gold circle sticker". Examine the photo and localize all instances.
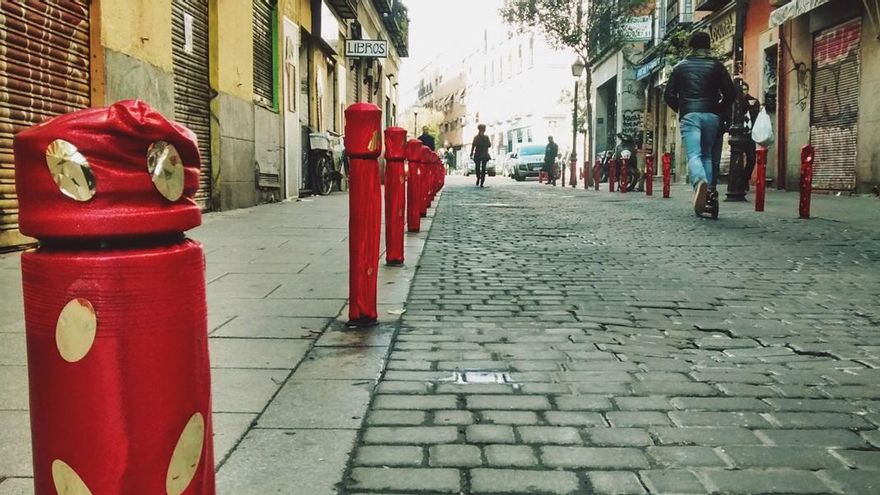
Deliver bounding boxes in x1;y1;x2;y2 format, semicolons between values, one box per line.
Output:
147;141;185;202
52;459;92;495
166;412;205;495
45;139;96;201
55;298;97;363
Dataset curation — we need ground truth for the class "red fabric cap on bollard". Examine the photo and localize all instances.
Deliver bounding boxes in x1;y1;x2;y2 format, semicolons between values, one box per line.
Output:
22;240;214;495
14;99;202;240
384;127;407;161
344;103;383;159
384;128;407;266
405;139;423;233
419;146;433;217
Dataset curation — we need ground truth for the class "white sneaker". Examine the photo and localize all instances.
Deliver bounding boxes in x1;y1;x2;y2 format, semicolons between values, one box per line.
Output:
693;180;708;215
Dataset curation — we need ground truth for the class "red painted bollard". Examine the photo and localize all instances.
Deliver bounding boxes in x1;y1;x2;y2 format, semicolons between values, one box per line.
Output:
344;103;382;326
662;152;672;199
755;147;767;212
569;158;577;187
384;127;407;266
420;146;433;217
405;139;422;232
799;145;814;219
645;153;654;196
620;157;628;194
538;170;545;183
593;159;600;191
14;100;215;494
609;159;617;193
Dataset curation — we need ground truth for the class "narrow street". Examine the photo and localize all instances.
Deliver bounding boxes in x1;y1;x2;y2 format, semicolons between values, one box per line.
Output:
341;176;880;494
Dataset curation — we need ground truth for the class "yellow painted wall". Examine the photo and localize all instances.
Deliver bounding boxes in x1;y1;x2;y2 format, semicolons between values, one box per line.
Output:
280;0;311;33
100;0;173;72
210;0;254;100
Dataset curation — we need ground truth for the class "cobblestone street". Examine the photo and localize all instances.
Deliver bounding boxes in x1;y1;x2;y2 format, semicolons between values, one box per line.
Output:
342;176;880;494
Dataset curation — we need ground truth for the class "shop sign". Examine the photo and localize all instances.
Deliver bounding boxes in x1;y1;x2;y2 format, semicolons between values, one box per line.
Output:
636;57;662;80
769;0;830;28
709;10;736;56
626;16;654;41
345;39;388;58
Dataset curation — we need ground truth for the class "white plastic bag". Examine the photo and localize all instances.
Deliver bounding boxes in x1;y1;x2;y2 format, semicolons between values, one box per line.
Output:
751;107;774;147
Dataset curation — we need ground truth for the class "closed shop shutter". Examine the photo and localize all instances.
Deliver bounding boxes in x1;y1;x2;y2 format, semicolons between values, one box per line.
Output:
172;0;212;211
253;0;275;107
810;18;861;192
0;0;91;249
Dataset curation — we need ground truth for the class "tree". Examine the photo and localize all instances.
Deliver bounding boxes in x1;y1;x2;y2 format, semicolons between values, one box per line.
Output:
500;0;642;176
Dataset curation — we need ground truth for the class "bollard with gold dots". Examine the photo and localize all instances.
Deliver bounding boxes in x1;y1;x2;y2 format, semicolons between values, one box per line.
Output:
383;127;407;266
14;100;215;494
405;139;423;233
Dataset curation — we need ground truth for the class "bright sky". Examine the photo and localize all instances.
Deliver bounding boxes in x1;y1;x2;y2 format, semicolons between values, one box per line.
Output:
398;0;504;106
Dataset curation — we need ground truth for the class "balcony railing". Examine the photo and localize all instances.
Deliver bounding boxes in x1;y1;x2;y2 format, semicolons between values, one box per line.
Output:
372;0;393;15
696;0;732;11
326;0;357;19
383;0;409;57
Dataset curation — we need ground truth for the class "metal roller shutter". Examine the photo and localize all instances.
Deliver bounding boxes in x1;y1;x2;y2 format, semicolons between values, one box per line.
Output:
253;0;275;107
810;18;861;192
0;0;91;249
172;0;213;211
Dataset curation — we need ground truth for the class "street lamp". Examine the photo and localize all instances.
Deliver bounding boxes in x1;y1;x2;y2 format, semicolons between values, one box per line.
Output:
414;111;419;136
726;0;750;202
570;58;586;188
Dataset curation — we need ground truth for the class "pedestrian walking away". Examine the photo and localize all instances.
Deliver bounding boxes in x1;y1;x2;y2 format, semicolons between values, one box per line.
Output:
664;31;736;217
418;126;436;151
543;136;559;186
470;124;492;187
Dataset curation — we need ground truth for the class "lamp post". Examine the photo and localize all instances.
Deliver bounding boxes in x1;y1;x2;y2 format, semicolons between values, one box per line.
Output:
725;0;750;202
571;57;586;188
413;111;419;136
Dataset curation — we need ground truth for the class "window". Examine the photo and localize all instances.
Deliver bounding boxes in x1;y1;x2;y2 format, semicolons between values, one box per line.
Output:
518;45;523;73
516;129;523;143
527;128;533;142
253;0;277;108
529;37;535;67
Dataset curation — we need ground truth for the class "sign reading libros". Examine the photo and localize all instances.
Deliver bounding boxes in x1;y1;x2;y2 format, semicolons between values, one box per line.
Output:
345;39;388;58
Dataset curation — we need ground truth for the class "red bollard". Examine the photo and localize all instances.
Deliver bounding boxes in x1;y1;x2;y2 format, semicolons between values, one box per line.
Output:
620;158;628;194
799;145;814;219
405;139;422;233
538;170;545;183
662;152;672;199
593;159;600;191
344;103;383;326
14;100;215;494
420;146;433;218
645;153;654;196
569;159;577;187
384;127;407;266
609;159;617;193
755;147;767;212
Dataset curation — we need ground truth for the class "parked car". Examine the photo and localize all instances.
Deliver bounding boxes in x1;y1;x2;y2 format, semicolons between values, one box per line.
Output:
510;144;547;181
465;159;496;177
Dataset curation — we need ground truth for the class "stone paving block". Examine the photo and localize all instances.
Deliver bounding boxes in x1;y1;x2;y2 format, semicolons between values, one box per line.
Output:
670;397;770;411
348;467;461;493
606;411;671;427
818;469;880;494
209;338;311;369
470;468;580;494
0;411;31;477
375;381;431;393
540;447;650;469
834;449;880;470
0;478;33;495
719;446;845;469
483;445;538;467
212;412;257;464
428;444;482;467
543;411;606;426
586;471;647;495
259;379;372;429
651;426;762;446
704;469;834;494
433;410;475;425
517;426;582;445
639;469;707;494
769;412;871;429
646;446;728;468
466;425;515;444
668;411;772;428
764;398;863;413
466;395;551;410
355;446;424;466
366;410;426;426
632;381;717;396
363;426;459;444
585;428;653;447
553;395;613;411
481;410;540;425
372;395;457;410
293;347;387;380
613;396;673;411
757;429;869;447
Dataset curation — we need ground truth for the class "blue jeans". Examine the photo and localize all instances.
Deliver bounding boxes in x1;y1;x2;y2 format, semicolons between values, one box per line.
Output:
679;112;720;188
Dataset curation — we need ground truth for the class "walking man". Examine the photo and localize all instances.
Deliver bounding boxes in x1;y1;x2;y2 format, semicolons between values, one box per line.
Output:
543;136;559;186
418;126;436;151
470;124;492;187
664;31;736;215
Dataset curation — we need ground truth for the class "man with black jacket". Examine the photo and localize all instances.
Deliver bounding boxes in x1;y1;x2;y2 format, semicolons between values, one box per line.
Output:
664;31;736;215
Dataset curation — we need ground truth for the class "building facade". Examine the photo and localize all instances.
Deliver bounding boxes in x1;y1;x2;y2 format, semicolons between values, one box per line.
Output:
0;0;408;249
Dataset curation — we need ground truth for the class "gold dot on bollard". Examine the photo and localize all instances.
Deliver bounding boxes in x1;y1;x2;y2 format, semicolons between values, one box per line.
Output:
367;131;380;153
166;412;205;495
147;141;185;202
52;459;93;495
55;298;97;363
366;267;373;276
45;139;96;201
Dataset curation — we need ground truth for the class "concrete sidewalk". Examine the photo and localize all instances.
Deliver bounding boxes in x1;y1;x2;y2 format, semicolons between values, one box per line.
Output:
0;191;433;494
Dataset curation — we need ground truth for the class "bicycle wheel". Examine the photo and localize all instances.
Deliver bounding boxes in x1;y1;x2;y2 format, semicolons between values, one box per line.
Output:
314;154;334;196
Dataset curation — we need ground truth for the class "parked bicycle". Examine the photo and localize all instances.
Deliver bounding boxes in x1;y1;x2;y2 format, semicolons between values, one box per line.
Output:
308;131;349;196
